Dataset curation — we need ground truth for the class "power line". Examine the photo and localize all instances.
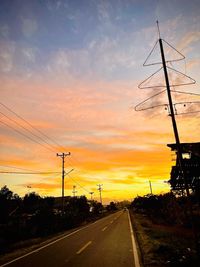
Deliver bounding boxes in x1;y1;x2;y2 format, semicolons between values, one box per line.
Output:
0;171;59;175
0;120;55;153
0;165;60;173
67;173;91;194
0;110;58;153
0;101;66;152
0;102;101;194
0;165;40;172
0;102;106;196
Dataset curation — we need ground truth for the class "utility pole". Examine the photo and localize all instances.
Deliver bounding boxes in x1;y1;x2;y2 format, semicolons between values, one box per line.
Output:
97;184;103;205
72;185;77;197
57;152;71;215
89;191;94;201
149;180;153;195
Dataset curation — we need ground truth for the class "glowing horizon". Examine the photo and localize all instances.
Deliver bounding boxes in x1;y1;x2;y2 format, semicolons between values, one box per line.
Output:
1;0;200;204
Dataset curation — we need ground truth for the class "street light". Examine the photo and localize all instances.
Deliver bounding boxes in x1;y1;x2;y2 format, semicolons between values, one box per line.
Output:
65;169;74;176
89;191;94;200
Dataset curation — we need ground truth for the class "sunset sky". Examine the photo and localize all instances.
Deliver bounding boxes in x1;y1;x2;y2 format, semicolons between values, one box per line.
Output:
1;0;200;203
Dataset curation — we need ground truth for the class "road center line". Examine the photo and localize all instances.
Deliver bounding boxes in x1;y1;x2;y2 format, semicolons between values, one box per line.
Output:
102;226;107;231
76;241;92;255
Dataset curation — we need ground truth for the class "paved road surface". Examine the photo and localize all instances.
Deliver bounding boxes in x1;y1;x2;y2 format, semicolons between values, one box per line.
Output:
0;210;140;267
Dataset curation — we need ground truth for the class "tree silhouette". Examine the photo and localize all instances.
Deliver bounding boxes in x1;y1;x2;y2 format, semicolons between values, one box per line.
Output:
0;185;20;223
23;192;41;214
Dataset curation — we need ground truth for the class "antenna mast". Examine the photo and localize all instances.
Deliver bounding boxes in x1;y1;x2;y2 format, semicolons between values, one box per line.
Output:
135;22;200;255
156;20;161;39
158;32;190;198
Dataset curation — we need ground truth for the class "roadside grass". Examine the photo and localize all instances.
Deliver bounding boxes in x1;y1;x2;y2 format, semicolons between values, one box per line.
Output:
130;210;199;267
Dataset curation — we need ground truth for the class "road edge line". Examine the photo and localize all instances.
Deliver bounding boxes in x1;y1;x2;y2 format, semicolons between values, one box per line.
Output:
128;210;141;267
0;211;121;267
0;224;92;267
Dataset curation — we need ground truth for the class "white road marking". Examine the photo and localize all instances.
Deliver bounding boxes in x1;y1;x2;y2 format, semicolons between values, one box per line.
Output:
102;226;107;231
128;210;141;267
0;224;93;267
0;211;122;267
76;241;92;255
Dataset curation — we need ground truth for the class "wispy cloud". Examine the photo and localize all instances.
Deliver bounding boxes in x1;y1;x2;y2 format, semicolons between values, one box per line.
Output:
21;17;38;38
1;0;200;200
0;24;10;38
177;31;200;54
0;41;15;72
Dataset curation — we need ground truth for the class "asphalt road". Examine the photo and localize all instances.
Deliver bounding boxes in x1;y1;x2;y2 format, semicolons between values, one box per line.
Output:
1;210;140;267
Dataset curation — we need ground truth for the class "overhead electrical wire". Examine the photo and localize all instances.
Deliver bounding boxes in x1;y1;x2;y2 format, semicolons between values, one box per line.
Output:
0;120;55;153
0;102;99;193
0;102;75;177
0;165;38;172
0;110;57;153
0;171;60;174
67;173;91;194
0;101;66;153
0;164;60;173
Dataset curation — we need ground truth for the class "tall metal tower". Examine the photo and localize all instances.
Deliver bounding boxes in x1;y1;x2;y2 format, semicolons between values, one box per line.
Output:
135;21;200;254
135;21;199;198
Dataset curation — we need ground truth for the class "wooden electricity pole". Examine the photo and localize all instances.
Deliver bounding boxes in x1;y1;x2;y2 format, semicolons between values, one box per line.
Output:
97;184;103;205
57;152;71;215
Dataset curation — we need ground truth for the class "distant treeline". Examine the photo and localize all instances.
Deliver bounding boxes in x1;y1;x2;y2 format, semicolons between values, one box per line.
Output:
131;192;200;227
0;185;121;254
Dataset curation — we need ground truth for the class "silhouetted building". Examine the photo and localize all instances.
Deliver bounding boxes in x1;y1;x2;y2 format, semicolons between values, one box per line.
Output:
167;142;200;193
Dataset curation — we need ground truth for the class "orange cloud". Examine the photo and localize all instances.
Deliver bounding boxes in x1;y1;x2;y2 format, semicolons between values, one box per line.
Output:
1;75;195;201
